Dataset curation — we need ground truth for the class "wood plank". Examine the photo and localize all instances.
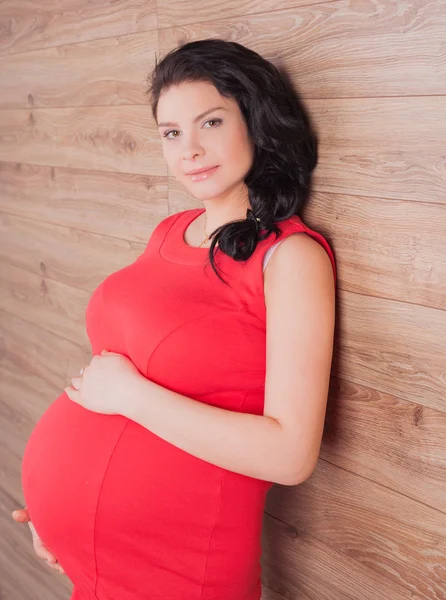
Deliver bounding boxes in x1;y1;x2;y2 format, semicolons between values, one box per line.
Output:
159;0;446;97
261;584;310;600
0;487;72;599
158;0;339;29
0;358;58;426
304;192;446;312
333;292;446;412
0;30;158;109
0;163;168;245
321;376;446;513
309;96;446;203
0;0;157;56
266;460;446;600
0;105;165;175
0;210;152;289
261;512;423;600
0;308;89;404
0;261;91;349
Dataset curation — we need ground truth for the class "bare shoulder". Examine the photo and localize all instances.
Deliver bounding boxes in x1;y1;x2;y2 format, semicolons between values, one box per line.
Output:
263;232;335;303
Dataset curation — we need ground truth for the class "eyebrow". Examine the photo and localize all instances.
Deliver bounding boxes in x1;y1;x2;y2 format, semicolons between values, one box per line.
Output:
157;106;227;128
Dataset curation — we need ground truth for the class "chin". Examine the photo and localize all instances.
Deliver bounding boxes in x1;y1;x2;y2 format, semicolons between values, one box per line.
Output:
185;182;225;199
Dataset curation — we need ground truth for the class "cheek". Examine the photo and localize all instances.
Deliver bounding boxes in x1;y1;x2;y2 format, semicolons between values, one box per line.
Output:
162;144;180;173
223;134;254;172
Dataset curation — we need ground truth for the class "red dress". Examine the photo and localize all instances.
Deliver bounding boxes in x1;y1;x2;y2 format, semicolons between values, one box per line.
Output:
21;208;336;600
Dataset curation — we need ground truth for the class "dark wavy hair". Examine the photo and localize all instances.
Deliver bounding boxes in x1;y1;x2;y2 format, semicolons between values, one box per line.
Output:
145;38;318;285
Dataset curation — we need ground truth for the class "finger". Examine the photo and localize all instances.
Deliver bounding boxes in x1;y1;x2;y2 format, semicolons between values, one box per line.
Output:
65;386;81;404
12;508;30;522
36;544;58;563
28;521;37;535
70;376;82;390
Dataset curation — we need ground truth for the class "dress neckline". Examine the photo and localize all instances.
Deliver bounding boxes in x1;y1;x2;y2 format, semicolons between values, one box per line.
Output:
159;208;216;266
160;207;280;266
181;208;210;250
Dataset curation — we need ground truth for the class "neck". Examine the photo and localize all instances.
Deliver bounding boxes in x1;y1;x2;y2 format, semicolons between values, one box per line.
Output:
200;189;252;235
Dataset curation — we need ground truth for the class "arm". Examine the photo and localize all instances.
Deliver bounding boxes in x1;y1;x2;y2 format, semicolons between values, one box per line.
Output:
125;380;291;485
125;232;335;486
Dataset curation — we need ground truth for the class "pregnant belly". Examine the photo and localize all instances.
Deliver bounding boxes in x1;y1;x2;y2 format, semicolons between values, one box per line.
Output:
21;391;129;593
21;392;226;598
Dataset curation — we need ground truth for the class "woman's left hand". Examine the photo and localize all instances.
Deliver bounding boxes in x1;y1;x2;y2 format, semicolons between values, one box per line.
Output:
65;349;142;416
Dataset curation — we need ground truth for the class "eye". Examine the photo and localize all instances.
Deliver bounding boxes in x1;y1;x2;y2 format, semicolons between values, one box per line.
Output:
162;118;222;140
203;118;222;128
162;129;180;139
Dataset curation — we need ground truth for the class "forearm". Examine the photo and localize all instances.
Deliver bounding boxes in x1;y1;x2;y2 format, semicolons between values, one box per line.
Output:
124;376;297;486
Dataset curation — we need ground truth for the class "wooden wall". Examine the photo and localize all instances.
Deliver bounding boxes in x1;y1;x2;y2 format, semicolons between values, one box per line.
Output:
1;1;445;599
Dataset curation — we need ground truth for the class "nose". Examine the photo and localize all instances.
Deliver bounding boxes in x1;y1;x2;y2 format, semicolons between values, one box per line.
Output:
181;132;205;162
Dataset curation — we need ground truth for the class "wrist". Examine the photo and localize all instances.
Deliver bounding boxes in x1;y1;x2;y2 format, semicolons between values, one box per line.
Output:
124;375;148;421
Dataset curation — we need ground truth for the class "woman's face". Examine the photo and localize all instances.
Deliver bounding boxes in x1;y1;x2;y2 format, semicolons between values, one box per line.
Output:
156;80;255;200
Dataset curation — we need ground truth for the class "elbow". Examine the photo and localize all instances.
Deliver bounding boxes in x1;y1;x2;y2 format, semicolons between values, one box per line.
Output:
283;458;318;487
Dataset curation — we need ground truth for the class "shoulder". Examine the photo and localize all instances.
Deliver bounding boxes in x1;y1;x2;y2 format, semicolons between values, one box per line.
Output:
149;210;190;239
137;210;189;258
264;231;335;305
156;209;190;230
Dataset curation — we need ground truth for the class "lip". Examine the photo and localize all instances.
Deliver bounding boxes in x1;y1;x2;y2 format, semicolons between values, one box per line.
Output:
185;165;219;176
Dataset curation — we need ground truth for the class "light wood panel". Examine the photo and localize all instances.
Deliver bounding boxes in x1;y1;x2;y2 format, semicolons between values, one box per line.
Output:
321;377;446;514
0;0;158;56
334;291;446;412
0;106;165;175
157;0;339;29
158;0;446;97
266;459;446;599
0;30;158;109
0;163;168;244
1;0;445;598
304;193;446;312
1;485;73;599
260;511;424;600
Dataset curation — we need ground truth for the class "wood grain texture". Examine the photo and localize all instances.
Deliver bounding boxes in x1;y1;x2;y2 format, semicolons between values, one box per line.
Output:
0;105;165;175
0;0;158;56
0;30;158;109
261;511;425;600
1;0;445;598
0;162;169;245
158;0;446;97
266;460;446;599
321;377;446;513
304;193;446;311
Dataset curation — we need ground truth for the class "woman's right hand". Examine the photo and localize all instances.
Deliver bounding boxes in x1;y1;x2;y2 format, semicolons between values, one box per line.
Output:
12;507;65;574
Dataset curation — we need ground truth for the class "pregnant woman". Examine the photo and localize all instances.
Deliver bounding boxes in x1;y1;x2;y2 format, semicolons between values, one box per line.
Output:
15;39;336;599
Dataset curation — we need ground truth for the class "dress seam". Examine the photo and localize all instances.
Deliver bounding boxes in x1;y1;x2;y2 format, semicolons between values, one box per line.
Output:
92;419;130;598
157;210;194;264
199;471;226;600
145;299;266;377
